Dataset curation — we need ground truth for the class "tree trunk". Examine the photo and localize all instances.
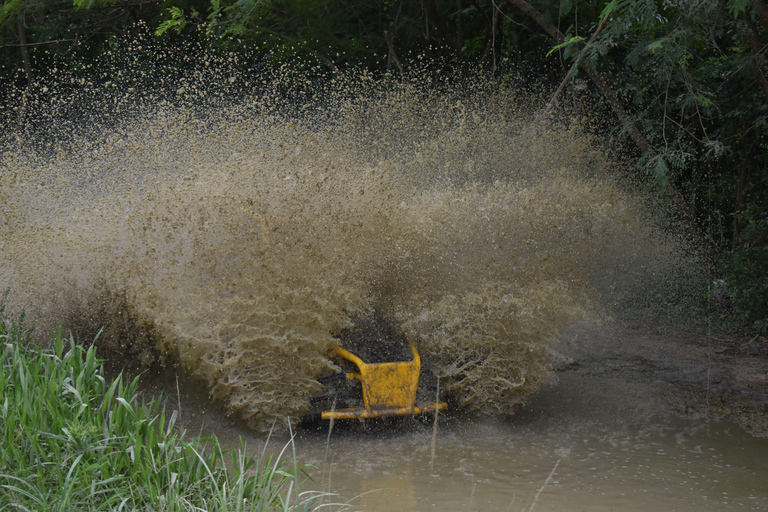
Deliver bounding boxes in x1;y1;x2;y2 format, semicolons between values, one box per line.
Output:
751;0;768;32
734;150;749;240
16;16;33;87
739;11;768;98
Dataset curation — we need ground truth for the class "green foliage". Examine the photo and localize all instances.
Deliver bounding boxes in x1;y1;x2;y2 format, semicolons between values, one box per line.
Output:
640;153;669;190
518;0;768;328
156;6;189;36
71;0;118;9
728;0;750;18
723;217;768;333
546;35;585;57
0;303;334;511
0;0;25;26
560;0;573;17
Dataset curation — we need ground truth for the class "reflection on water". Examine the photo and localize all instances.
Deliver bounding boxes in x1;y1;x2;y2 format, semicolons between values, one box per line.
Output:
284;418;767;512
167;384;768;512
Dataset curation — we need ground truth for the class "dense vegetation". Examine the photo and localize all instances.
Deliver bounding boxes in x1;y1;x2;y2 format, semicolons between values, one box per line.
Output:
0;300;334;510
1;0;766;332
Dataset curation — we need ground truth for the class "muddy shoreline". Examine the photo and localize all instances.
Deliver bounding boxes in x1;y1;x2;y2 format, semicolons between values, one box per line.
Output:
139;319;768;440
140;319;768;512
541;321;768;438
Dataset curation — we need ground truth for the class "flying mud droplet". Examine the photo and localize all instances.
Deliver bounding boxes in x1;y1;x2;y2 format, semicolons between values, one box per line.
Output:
0;42;703;431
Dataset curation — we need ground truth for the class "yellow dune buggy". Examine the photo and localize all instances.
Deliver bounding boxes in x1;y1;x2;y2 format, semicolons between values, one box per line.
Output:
307;319;447;421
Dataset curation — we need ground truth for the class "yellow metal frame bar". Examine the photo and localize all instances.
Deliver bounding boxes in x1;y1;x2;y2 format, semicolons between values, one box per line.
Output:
321;339;447;420
321;402;447;420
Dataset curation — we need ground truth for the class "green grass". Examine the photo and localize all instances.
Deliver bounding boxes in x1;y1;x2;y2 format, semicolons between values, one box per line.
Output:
0;302;342;511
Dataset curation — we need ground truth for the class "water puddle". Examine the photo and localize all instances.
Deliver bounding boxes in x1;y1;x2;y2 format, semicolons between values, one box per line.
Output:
169;368;767;512
184;415;764;512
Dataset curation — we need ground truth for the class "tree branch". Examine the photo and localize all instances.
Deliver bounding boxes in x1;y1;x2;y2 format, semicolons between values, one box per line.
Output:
547;6;613;109
1;38;80;48
383;30;404;75
506;0;715;276
507;0;564;42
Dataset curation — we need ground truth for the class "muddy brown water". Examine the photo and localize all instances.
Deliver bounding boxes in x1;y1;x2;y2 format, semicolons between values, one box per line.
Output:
172;387;768;512
291;418;766;512
158;323;768;512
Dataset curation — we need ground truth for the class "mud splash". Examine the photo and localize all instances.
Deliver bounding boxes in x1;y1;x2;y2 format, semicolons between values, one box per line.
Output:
0;46;702;430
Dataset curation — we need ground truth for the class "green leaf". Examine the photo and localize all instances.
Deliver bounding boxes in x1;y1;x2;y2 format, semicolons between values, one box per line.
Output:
155;7;187;37
600;0;621;18
0;0;25;26
697;95;713;108
546;36;585;57
728;0;750;18
209;0;221;20
560;0;573;18
72;0;118;9
116;397;134;414
650;155;669;190
646;39;665;53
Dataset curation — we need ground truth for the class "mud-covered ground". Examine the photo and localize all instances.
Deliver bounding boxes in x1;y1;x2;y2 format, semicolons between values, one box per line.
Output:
142;320;768;440
538;321;768;438
135;319;768;512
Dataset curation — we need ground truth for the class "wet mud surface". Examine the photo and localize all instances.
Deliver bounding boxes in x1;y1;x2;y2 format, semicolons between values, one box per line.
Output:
551;321;768;438
157;321;768;437
148;320;768;511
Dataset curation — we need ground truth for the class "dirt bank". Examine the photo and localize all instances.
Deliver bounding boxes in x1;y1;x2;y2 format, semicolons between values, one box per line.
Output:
531;321;768;437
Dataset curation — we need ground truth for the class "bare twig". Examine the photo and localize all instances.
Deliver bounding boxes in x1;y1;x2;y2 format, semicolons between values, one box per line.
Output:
429;376;440;471
383;31;404;76
175;375;182;424
528;458;560;512
1;38;80;48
